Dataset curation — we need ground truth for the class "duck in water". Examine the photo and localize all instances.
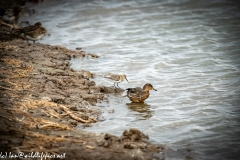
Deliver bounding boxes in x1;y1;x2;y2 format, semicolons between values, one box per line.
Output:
126;83;157;103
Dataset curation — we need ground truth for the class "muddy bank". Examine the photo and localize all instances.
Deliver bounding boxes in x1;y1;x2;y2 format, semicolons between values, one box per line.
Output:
0;18;165;160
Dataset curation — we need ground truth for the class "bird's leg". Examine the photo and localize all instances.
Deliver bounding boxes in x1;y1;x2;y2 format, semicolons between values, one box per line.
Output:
113;83;117;88
113;83;119;93
117;83;120;88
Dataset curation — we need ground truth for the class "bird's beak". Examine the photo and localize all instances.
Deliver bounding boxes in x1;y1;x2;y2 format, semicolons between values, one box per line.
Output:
153;88;157;91
125;78;129;83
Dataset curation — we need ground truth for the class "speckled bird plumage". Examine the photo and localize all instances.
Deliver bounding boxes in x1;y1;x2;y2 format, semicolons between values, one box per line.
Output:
126;83;157;103
19;22;47;43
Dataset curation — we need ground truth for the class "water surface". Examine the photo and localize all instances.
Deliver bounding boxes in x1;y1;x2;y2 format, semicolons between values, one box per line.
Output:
21;0;240;159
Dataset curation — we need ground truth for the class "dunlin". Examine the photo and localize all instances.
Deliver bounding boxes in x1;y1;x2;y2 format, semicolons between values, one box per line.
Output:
18;22;47;43
104;73;128;88
126;83;157;103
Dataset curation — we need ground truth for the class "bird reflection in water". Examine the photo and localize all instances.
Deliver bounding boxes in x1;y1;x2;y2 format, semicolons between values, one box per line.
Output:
126;103;152;119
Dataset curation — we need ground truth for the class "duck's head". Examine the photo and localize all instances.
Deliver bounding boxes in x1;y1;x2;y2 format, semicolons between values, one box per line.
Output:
34;22;42;26
143;83;157;91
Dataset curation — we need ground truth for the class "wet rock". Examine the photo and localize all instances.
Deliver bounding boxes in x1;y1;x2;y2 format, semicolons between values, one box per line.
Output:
123;130;132;136
100;86;124;93
87;81;96;87
50;95;65;103
41;96;52;101
64;97;83;105
81;93;104;105
97;116;106;121
81;70;95;79
76;47;82;50
120;128;149;142
52;107;63;114
138;143;147;149
103;141;110;148
41;61;55;67
130;128;142;135
78;84;89;90
97;140;105;146
68;119;77;127
55;54;70;61
0;97;9;103
32;112;45;117
104;133;112;140
124;143;135;149
95;93;104;100
89;86;100;94
131;134;140;141
87;53;99;58
69;106;79;111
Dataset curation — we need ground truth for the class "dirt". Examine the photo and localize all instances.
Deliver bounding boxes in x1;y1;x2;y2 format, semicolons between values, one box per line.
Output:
0;1;166;160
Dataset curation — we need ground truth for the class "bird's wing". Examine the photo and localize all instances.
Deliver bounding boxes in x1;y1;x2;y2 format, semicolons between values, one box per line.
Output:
21;25;42;35
104;74;119;81
127;87;142;98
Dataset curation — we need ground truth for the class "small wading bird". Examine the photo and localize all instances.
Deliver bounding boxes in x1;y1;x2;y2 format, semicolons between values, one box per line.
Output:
0;7;21;24
104;73;129;88
126;83;157;103
17;22;47;43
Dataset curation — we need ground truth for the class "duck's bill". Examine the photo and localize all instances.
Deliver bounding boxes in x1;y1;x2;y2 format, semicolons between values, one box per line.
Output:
153;88;157;91
125;78;129;82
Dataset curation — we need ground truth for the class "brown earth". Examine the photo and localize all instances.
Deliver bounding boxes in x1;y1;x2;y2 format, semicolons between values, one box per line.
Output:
0;1;166;159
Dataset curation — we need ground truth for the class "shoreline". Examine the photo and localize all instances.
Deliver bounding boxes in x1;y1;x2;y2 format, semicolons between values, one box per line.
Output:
0;34;164;160
0;1;165;159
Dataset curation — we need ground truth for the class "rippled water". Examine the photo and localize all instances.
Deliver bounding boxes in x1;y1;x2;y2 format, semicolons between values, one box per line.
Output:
20;0;240;159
